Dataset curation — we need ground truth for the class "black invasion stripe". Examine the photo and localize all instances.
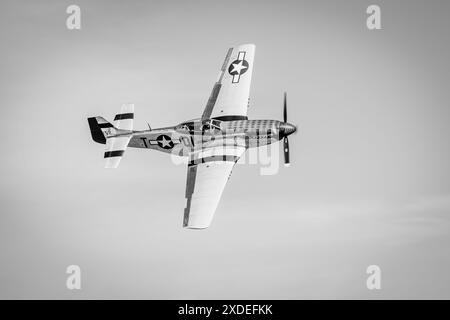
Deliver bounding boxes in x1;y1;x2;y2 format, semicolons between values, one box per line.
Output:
202;83;221;120
256;129;260;147
188;155;239;166
200;49;233;122
185;165;197;198
114;113;134;120
98;122;114;128
221;48;233;71
212;115;248;121
104;150;125;158
183;165;198;227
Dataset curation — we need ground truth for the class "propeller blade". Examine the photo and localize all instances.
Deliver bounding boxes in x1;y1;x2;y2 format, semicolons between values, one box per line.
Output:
283;136;290;166
283;92;287;122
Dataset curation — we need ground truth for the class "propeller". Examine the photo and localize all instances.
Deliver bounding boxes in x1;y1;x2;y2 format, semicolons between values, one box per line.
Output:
283;92;289;166
281;92;295;167
283;136;290;166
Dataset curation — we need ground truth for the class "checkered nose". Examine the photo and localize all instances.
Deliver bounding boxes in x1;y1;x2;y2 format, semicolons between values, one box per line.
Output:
279;122;297;138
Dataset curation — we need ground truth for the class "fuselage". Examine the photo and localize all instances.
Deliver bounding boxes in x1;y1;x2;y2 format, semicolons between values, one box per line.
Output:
126;119;296;157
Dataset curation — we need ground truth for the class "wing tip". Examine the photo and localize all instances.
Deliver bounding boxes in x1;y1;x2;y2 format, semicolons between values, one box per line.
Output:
235;43;255;49
183;225;209;230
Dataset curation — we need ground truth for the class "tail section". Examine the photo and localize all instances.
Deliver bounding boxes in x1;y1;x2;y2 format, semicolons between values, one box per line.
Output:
87;104;135;168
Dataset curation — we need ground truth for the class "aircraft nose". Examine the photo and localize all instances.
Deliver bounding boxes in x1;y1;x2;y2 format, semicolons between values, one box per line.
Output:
279;122;297;137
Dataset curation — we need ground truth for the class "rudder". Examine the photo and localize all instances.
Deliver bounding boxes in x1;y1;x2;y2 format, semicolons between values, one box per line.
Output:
88;116;117;144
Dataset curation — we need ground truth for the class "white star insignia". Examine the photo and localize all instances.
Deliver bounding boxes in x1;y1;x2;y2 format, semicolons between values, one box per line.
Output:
160;136;171;147
230;60;248;74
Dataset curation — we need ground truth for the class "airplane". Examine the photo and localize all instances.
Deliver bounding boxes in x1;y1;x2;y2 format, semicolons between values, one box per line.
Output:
87;44;297;229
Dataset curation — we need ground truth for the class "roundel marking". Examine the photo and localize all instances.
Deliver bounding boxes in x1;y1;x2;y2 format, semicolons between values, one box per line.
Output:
156;134;174;149
228;59;249;76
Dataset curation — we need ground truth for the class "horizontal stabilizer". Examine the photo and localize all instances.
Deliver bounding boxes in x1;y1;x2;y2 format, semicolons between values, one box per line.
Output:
104;136;131;168
104;104;135;168
114;104;134;131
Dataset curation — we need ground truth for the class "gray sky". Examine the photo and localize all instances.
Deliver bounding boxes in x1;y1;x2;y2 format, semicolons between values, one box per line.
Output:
0;0;450;299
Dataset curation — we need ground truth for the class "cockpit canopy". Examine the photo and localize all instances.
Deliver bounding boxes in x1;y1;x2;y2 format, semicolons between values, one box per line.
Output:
175;119;222;133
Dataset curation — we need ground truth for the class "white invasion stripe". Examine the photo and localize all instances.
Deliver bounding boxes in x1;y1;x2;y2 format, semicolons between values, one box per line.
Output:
115;118;133;131
190;146;245;160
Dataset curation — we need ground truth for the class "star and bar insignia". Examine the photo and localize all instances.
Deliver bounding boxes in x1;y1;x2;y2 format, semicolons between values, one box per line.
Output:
148;135;179;149
228;51;249;83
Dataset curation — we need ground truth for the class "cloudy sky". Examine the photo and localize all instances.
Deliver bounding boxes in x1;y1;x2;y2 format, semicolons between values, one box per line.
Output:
0;0;449;299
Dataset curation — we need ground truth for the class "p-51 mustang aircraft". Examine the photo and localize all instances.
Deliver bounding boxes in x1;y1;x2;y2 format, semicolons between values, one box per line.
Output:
88;44;297;229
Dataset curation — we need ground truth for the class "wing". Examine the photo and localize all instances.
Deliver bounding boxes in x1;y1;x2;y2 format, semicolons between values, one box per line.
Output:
202;44;255;121
183;145;246;229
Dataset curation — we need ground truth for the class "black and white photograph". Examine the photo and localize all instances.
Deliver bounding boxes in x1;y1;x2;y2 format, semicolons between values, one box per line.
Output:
1;0;449;313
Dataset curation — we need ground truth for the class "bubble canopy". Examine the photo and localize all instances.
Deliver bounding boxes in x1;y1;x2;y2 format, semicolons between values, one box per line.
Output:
175;119;222;132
